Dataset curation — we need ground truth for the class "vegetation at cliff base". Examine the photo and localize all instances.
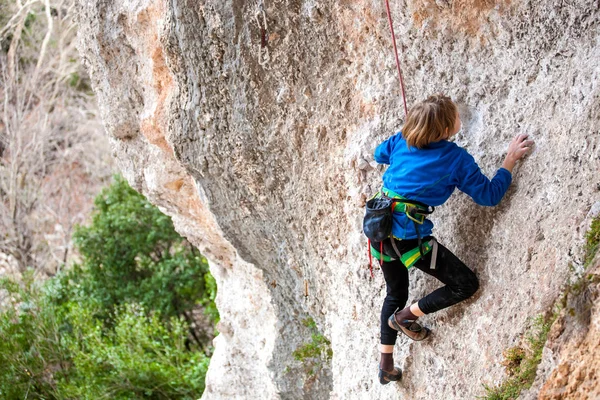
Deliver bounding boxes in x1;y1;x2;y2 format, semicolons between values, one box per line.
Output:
481;314;555;400
584;216;600;267
482;216;600;400
0;176;217;399
59;175;218;326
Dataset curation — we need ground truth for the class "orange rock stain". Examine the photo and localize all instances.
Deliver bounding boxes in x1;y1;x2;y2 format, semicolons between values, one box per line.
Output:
410;0;512;36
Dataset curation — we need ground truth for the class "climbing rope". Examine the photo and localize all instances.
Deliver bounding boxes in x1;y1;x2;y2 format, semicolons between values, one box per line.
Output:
384;0;408;119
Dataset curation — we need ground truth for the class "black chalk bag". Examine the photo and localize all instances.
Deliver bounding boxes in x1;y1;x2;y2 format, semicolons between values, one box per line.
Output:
363;193;394;242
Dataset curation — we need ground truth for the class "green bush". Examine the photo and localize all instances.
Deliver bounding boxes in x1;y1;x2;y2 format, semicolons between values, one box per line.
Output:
0;273;68;399
481;315;555;400
292;318;333;376
0;176;217;399
59;302;208;399
584;217;600;267
0;275;208;399
60;175;218;325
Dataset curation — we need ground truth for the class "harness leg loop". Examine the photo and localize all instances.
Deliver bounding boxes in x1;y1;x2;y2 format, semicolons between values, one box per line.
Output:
429;238;438;270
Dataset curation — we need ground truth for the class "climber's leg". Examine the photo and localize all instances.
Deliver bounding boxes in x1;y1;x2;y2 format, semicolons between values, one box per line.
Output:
375;242;409;380
379;254;409;346
411;241;479;314
378;346;402;384
383;238;431;341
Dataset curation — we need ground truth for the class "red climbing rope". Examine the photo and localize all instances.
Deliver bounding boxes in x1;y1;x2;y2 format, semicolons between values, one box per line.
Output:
368;239;374;278
384;0;408;119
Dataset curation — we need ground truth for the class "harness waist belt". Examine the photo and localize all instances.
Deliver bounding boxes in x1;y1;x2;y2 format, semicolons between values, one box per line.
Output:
369;238;438;270
381;188;433;224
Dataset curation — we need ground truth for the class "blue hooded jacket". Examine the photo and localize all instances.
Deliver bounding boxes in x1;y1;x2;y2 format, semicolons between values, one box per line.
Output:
374;132;512;239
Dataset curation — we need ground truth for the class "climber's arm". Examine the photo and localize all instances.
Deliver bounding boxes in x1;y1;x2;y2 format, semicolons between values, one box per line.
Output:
455;134;533;206
455;151;512;206
374;132;402;165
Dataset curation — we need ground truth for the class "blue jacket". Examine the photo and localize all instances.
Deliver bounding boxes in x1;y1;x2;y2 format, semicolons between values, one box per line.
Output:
374;132;512;239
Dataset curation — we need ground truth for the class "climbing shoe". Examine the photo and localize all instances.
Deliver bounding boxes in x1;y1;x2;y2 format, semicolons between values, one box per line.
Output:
378;366;402;385
388;313;431;341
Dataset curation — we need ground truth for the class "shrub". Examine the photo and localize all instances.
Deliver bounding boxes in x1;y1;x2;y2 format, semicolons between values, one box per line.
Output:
0;273;68;399
292;318;333;376
482;315;555;400
0;275;208;399
60;175;218;325
0;176;217;399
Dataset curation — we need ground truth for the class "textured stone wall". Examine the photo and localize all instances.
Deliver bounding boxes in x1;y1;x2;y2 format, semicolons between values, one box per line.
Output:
535;253;600;400
77;0;600;398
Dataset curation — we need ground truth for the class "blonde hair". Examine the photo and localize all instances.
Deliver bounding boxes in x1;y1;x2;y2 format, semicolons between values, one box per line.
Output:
402;94;457;149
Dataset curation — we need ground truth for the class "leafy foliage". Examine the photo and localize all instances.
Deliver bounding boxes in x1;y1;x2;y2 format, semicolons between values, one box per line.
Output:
0;276;208;399
0;176;217;399
584;217;600;267
481;315;555;400
0;273;67;399
292;318;333;377
59;302;209;399
60;175;217;324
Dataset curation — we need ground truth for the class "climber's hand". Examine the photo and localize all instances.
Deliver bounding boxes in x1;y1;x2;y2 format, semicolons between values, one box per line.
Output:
508;134;534;160
502;134;534;172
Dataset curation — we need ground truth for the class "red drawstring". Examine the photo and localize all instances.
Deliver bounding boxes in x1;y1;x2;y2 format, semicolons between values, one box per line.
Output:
384;0;408;119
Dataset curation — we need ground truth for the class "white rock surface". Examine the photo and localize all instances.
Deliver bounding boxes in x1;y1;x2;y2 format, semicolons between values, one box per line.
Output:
77;0;600;398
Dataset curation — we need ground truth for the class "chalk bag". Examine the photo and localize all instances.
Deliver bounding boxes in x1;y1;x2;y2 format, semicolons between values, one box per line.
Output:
363;193;394;242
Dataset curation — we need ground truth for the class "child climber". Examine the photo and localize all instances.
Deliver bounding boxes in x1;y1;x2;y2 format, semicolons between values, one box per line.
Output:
371;94;533;384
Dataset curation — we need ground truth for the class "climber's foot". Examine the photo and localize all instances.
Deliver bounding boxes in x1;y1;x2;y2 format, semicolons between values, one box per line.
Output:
388;313;431;341
379;367;402;385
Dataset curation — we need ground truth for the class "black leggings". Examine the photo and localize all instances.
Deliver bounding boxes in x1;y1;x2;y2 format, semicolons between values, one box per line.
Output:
374;237;479;345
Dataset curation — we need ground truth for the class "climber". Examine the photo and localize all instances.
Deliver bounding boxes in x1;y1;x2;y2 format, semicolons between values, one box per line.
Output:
371;94;533;385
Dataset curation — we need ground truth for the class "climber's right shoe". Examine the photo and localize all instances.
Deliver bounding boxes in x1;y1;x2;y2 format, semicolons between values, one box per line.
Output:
378;366;402;385
388;313;431;341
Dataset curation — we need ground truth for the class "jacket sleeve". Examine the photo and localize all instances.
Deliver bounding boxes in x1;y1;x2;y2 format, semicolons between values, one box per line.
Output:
374;133;402;165
455;149;512;206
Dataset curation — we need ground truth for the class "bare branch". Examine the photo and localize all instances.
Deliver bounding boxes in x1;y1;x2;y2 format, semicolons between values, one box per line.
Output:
31;0;53;87
5;5;29;80
0;0;115;275
0;0;40;41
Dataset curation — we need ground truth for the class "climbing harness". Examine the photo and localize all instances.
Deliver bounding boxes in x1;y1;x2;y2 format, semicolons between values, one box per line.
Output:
370;239;438;270
363;189;437;277
381;187;433;257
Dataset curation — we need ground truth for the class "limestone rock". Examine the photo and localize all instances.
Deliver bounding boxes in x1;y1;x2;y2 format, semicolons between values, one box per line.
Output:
537;255;600;400
76;1;600;398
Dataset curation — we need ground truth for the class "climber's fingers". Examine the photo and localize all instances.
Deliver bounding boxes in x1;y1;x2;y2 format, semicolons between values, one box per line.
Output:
521;139;535;148
508;134;535;160
516;133;529;143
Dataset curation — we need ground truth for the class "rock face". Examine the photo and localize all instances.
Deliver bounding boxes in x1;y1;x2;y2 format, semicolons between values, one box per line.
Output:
537;254;600;400
76;1;600;398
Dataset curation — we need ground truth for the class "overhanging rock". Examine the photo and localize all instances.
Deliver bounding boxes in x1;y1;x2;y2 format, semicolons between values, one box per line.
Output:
77;1;600;398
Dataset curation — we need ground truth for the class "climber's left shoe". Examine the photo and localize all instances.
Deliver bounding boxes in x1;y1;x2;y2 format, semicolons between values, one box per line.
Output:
378;367;402;385
388;314;431;341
